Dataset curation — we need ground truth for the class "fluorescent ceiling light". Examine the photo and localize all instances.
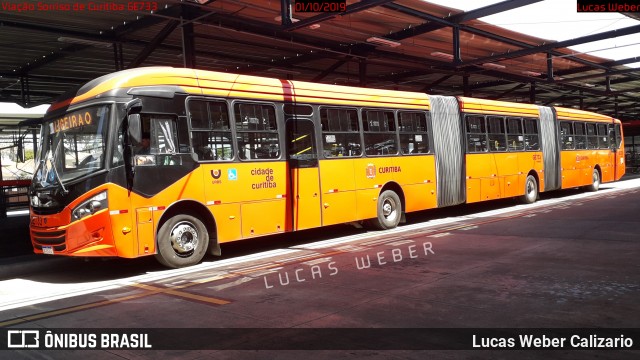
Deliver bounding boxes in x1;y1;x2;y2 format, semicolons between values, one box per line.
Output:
482;63;506;69
274;16;320;29
431;51;454;60
521;70;541;76
366;37;401;48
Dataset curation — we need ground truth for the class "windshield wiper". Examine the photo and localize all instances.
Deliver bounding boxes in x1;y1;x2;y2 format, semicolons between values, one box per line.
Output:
49;135;69;195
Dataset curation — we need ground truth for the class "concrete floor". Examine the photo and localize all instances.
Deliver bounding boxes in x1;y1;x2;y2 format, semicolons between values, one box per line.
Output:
1;179;639;359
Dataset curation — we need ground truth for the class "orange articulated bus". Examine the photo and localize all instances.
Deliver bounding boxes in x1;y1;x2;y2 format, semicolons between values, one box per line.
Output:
29;67;625;268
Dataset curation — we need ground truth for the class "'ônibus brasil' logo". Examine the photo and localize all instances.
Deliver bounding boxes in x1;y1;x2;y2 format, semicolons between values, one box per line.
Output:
366;164;376;179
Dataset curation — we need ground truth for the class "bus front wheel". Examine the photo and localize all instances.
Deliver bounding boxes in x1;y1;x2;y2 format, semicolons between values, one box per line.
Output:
155;214;208;268
368;190;402;230
521;175;538;204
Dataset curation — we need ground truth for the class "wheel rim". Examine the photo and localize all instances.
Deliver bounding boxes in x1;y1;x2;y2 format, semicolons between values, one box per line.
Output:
169;221;199;256
382;197;398;222
526;179;536;200
593;171;599;187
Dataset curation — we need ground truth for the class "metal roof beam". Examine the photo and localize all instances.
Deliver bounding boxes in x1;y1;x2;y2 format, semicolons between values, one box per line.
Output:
0;19;108;40
451;0;543;24
422;74;455;92
489;83;527;100
112;5;182;38
462;23;640;67
284;0;395;31
384;2;605;71
312;57;352;82
382;0;541;41
558;67;640;84
12;44;91;76
127;20;179;69
555;56;640;76
460;26;608;70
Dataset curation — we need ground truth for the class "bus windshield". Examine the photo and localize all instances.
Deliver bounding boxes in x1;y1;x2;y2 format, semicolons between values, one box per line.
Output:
33;104;110;189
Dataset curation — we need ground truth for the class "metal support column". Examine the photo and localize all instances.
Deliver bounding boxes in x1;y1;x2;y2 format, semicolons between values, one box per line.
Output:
113;42;124;71
113;43;120;71
463;75;470;97
20;76;25;105
32;129;37;158
280;0;293;26
453;26;461;64
181;5;196;69
547;53;553;81
529;82;536;103
579;91;583;110
359;59;367;87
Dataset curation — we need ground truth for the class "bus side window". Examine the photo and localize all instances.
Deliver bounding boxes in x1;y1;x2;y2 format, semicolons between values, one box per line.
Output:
320;107;362;158
523;118;539;151
188;99;233;161
560;121;574;150
235;102;279;160
586;123;598;149
150;116;178;154
465;115;487;153
363;109;398;156
506;117;524;151
487;116;506;152
574;122;587;149
399;111;430;154
597;123;609;149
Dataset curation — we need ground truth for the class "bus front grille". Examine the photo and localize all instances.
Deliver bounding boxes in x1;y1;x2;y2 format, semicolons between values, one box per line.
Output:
32;230;66;247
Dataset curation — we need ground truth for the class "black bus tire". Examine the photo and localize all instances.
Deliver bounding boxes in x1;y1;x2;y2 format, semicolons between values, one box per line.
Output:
155;214;208;268
521;175;538;204
587;169;600;192
368;190;402;230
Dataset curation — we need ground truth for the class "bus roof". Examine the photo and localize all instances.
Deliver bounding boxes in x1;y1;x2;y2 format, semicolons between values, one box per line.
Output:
458;97;541;117
554;106;614;122
49;67;431;113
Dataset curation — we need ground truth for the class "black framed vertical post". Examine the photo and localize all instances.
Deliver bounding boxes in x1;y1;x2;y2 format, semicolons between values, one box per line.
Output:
579;90;583;110
113;42;120;71
181;6;196;69
359;59;367;87
281;0;293;26
547;53;553;82
463;75;470;97
453;26;461;65
530;82;536;103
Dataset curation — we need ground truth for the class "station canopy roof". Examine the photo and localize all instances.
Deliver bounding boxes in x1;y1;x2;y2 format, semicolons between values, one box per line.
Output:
1;0;639;122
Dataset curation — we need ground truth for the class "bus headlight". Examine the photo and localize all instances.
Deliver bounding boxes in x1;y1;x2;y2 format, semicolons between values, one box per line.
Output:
72;191;108;221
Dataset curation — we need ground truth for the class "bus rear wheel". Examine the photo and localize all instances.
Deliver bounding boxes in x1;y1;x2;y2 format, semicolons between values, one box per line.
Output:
367;190;402;230
586;169;600;192
521;175;538;204
155;214;208;268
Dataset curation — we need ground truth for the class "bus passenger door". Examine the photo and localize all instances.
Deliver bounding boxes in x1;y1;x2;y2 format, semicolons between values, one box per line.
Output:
286;119;322;231
612;123;625;180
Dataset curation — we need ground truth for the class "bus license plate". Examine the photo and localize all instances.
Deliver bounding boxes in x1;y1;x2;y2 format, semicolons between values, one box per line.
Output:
42;246;54;255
